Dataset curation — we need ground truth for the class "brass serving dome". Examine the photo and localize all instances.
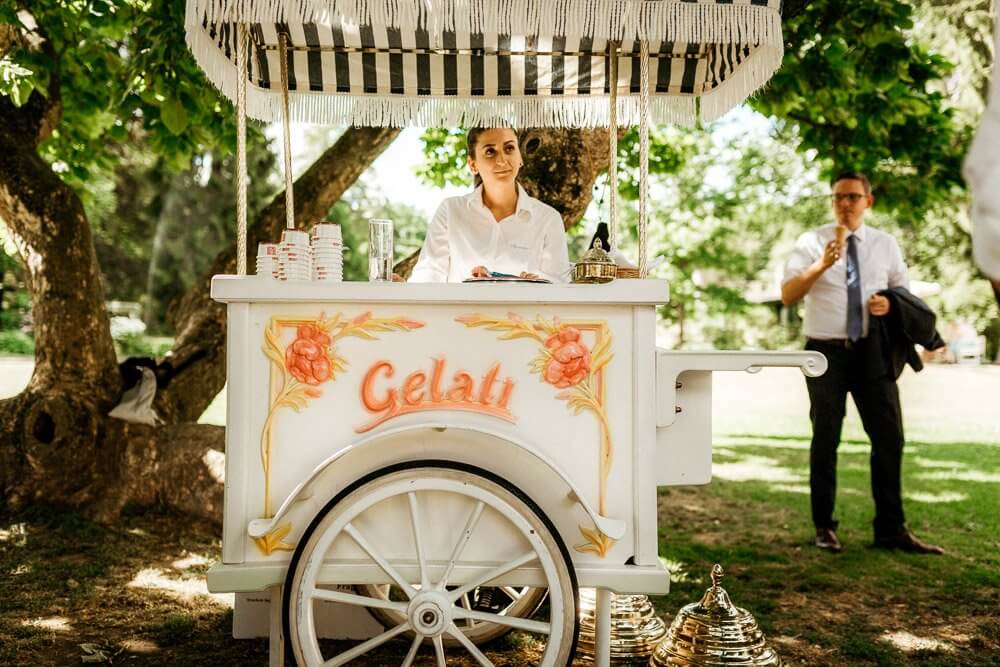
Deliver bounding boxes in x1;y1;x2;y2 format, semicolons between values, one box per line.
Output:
573;238;618;284
576;589;667;663
649;565;783;666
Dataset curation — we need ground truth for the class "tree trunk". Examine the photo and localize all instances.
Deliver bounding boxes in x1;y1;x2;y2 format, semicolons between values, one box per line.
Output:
517;127;618;231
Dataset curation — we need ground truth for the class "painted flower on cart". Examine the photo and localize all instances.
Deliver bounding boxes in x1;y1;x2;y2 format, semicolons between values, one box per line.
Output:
285;324;333;387
543;326;591;388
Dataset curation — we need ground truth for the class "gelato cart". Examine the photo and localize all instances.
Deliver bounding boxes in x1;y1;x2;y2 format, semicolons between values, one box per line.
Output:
184;1;822;665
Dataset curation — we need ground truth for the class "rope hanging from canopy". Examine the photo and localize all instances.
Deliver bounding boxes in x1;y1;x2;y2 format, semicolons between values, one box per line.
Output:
185;0;783;127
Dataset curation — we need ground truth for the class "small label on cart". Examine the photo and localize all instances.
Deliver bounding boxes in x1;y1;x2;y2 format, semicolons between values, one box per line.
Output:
355;357;516;432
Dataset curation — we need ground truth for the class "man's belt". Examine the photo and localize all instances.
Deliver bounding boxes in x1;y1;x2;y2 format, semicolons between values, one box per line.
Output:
807;337;860;349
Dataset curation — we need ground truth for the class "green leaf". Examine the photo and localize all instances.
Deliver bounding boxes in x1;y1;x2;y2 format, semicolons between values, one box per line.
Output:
9;78;34;107
160;97;189;135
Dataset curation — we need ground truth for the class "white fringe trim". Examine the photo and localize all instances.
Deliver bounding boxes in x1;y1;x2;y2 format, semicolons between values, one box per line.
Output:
699;43;783;123
186;0;783;46
185;0;782;127
260;90;696;128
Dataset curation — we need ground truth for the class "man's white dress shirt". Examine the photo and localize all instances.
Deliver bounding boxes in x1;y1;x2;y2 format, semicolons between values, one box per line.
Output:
409;184;571;283
783;222;909;340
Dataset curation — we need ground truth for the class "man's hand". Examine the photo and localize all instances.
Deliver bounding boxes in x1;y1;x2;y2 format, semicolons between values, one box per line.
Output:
869;294;890;316
471;265;490;278
821;239;842;268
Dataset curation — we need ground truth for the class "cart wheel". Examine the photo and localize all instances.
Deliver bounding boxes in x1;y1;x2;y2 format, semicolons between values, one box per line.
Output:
283;461;578;666
357;583;548;646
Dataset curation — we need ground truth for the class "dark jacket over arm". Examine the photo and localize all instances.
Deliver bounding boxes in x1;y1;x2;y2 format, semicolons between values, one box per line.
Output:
866;287;946;380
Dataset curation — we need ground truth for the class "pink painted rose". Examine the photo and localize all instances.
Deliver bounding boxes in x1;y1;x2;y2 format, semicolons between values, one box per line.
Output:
285;324;333;385
543;327;591;388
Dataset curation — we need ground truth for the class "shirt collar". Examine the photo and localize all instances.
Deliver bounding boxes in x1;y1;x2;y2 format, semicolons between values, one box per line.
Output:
466;183;534;219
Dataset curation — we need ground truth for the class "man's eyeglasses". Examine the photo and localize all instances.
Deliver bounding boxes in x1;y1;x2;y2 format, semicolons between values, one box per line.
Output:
830;193;866;203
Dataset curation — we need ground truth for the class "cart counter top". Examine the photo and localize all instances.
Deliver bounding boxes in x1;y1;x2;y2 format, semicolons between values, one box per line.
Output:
211;275;669;305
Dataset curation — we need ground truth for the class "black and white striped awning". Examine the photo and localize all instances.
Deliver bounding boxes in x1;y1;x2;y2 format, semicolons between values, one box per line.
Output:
185;0;784;127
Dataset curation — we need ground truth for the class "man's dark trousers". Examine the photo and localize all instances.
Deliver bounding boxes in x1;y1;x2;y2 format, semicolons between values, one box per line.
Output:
805;338;905;539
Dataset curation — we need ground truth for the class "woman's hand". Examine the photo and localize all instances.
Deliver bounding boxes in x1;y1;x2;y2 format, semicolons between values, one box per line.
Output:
471;265;490;278
519;271;540;280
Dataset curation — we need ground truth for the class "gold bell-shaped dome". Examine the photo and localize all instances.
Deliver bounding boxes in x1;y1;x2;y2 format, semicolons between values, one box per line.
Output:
575;589;667;663
649;565;783;666
573;237;617;283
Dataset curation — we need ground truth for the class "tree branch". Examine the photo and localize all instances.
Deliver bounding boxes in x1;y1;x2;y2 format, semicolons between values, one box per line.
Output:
155;127;401;423
0;23;19;59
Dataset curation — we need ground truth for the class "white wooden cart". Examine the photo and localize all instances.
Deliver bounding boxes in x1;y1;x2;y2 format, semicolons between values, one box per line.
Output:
186;1;823;664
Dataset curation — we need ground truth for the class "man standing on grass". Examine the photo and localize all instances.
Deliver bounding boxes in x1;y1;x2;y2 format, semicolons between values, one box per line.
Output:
781;171;944;555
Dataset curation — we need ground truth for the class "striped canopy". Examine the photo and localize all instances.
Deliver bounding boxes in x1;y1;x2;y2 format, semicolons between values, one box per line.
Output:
185;0;784;127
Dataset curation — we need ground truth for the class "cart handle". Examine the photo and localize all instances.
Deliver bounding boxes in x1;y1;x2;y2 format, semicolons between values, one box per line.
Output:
655;350;827;428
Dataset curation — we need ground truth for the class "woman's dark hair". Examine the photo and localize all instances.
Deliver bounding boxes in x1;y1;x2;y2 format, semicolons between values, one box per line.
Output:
467;127;517;188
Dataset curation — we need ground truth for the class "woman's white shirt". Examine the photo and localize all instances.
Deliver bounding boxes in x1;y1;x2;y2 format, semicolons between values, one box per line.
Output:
409;184;571;283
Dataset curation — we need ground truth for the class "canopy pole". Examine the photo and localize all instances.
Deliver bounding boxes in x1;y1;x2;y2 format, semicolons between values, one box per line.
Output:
638;40;650;278
278;32;295;230
235;23;248;276
607;41;619;252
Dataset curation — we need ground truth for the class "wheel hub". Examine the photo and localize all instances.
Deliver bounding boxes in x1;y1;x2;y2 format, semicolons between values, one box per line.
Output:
408;591;451;637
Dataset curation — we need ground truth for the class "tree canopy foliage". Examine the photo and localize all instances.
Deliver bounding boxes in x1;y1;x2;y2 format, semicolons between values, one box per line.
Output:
754;0;972;221
0;0;244;182
0;0;281;331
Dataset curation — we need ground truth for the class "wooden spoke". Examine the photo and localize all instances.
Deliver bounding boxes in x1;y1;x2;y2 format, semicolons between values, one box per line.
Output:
438;500;486;588
446;622;495;666
448;552;537;602
452;607;551;635
323;622;410;667
344;522;417;599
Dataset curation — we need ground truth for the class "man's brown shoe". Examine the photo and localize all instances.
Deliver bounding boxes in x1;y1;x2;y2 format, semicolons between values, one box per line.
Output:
874;529;944;555
815;528;842;553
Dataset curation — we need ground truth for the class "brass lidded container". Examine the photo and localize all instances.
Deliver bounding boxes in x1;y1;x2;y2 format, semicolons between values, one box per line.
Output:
573;238;617;283
576;589;667;663
649;565;782;666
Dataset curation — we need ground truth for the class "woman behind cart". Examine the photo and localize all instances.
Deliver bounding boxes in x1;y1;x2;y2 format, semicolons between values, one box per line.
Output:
408;127;571;283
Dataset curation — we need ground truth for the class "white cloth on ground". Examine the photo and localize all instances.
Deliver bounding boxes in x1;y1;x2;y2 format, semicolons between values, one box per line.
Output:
108;367;161;426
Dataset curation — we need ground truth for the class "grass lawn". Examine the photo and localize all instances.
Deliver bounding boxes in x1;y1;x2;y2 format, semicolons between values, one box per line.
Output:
0;361;997;665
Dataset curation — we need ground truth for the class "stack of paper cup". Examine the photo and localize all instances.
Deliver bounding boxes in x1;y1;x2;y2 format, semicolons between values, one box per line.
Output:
256;243;279;279
277;229;312;281
310;223;343;282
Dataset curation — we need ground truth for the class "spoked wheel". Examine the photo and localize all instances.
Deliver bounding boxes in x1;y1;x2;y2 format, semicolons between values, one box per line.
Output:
357;583;548;646
283;462;579;666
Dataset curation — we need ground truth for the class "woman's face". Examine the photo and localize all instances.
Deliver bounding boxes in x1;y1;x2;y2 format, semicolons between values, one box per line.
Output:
469;128;522;189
